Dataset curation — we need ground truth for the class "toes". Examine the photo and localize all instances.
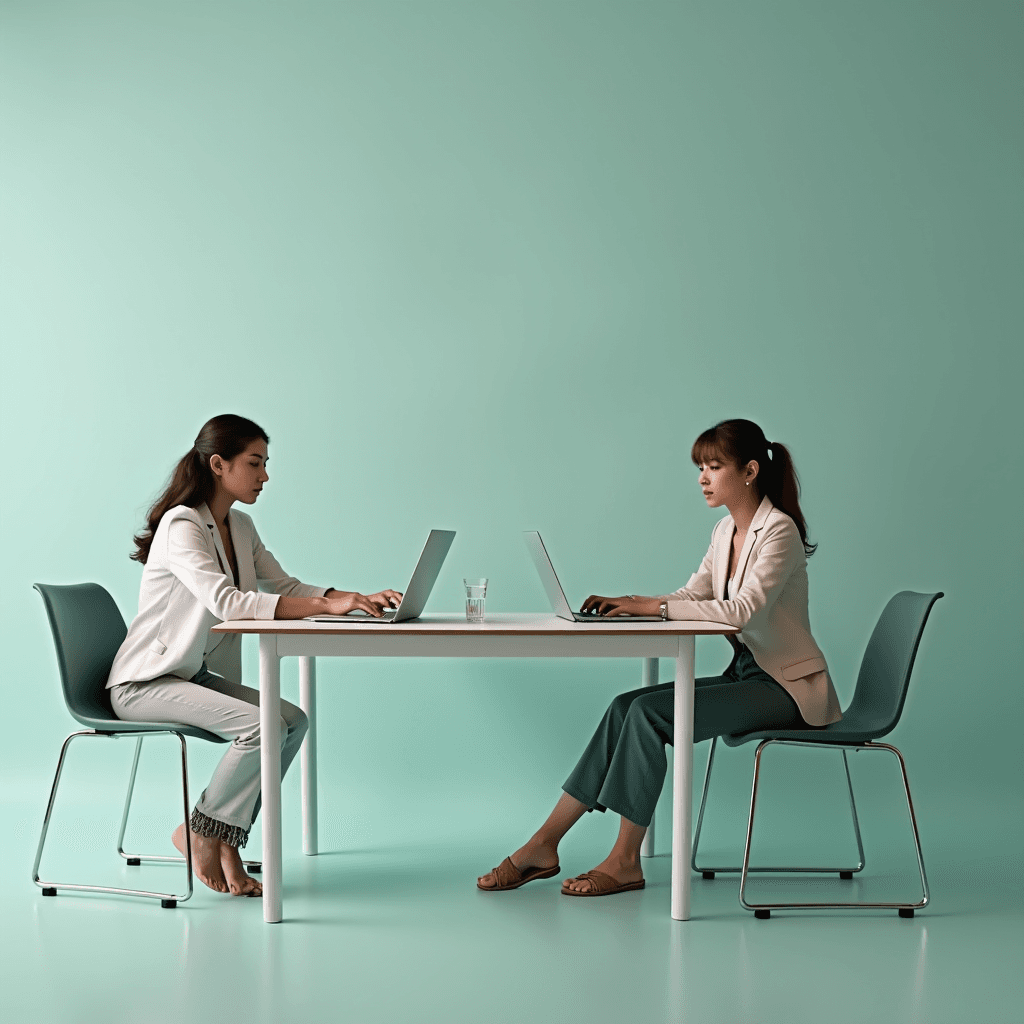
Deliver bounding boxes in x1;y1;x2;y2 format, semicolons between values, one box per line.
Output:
221;872;262;897
233;876;261;897
562;877;592;893
195;869;229;893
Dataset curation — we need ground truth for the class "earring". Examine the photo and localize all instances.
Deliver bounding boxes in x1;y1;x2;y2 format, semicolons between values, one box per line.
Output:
745;481;750;486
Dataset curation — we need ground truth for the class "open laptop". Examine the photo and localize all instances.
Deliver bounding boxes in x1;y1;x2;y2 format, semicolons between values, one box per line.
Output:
306;529;456;623
523;531;664;623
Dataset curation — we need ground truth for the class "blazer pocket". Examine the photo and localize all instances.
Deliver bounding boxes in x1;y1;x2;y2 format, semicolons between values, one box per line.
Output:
149;639;167;656
781;656;827;681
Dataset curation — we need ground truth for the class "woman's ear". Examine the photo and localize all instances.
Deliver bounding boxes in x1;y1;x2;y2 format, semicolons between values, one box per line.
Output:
209;454;224;479
746;460;760;485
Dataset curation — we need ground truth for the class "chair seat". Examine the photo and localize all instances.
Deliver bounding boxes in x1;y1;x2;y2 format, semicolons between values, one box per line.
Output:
70;713;226;744
722;718;886;747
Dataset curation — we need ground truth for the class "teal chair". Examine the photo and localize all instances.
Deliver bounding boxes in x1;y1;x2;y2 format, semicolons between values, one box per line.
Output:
32;583;259;908
691;590;943;919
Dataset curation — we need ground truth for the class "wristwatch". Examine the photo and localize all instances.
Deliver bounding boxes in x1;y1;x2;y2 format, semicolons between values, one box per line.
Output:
659;602;668;621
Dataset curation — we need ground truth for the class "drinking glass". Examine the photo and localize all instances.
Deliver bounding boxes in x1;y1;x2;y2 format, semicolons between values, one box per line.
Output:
463;578;488;623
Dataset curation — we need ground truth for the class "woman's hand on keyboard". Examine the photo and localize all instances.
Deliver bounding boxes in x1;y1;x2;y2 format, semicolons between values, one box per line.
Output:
580;594;660;617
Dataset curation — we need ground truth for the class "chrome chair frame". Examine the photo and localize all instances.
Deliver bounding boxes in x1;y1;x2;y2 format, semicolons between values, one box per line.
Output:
691;589;940;919
33;729;194;909
691;735;929;918
116;735;262;875
692;735;865;878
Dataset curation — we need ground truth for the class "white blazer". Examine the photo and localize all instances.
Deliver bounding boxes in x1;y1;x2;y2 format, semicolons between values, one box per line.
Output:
663;495;842;726
107;503;326;689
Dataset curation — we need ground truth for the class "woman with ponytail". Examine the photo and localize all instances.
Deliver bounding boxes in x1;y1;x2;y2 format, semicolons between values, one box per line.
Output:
478;418;841;898
107;414;402;898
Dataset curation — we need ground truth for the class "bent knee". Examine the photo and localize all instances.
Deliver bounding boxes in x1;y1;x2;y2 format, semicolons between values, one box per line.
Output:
609;692;634;718
235;712;305;749
609;689;649;720
625;692;664;723
287;709;309;740
280;706;308;745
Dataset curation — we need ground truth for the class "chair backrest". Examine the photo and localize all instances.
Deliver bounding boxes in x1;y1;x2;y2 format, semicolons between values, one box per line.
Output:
34;582;127;727
841;590;943;738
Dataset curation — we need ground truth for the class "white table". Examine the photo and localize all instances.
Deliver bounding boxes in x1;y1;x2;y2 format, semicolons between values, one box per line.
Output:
211;613;738;924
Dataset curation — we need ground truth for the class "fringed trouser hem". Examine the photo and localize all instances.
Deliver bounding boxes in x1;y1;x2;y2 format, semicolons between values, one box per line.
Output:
190;807;249;849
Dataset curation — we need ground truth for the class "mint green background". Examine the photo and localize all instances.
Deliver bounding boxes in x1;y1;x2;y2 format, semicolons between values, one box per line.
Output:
1;4;1022;1020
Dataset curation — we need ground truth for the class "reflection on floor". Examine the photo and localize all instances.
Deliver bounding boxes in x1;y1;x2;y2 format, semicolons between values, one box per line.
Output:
4;792;1021;1024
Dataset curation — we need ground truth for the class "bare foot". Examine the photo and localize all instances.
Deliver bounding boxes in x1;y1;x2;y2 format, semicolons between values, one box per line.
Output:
477;837;559;889
219;842;263;897
172;823;229;893
562;855;643;894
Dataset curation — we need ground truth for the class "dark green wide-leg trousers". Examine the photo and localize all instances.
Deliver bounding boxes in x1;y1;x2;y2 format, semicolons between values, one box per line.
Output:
562;646;803;828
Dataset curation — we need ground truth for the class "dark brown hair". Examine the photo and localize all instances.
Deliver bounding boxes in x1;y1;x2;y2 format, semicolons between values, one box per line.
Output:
131;414;270;564
691;418;817;557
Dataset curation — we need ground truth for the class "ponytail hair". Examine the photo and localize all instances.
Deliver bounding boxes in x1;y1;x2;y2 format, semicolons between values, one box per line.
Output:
131;414;270;564
690;418;817;557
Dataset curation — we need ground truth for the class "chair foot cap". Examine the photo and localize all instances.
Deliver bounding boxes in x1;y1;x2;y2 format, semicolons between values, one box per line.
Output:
702;871;715;880
126;857;142;866
839;871;853;880
41;887;57;897
161;899;177;909
899;908;914;919
754;909;770;919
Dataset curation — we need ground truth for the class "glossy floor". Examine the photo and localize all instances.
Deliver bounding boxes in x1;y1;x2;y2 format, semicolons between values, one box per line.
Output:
3;794;1021;1024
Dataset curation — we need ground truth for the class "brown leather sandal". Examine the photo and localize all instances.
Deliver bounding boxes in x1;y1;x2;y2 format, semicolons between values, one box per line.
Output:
560;870;645;897
477;856;560;891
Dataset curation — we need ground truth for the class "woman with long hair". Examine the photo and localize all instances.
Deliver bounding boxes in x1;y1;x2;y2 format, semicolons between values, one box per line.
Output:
107;414;401;897
478;418;841;897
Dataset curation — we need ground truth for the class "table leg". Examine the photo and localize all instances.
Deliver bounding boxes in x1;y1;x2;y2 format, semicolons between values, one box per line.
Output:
640;657;659;859
259;634;283;924
671;635;695;921
298;657;318;857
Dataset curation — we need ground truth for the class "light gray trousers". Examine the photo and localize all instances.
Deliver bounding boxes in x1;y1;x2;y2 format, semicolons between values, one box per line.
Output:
110;664;307;845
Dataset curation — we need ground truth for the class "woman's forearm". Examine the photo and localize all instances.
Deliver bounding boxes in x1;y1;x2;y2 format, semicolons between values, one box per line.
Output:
274;589;393;619
274;595;331;620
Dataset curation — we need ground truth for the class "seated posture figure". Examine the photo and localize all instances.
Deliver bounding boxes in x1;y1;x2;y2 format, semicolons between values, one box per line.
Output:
478;418;841;897
108;414;402;897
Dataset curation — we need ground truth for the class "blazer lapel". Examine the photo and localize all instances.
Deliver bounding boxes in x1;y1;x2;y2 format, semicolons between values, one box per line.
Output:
713;516;733;601
198;503;232;580
231;512;256;593
732;496;774;590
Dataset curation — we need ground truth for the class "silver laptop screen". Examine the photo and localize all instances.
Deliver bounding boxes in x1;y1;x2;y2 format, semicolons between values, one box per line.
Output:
523;531;577;620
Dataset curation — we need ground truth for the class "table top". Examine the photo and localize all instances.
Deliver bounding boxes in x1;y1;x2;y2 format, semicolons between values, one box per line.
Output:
211;612;739;637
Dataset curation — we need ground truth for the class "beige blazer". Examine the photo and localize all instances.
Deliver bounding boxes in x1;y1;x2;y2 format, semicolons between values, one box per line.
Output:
662;495;842;726
107;503;326;689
